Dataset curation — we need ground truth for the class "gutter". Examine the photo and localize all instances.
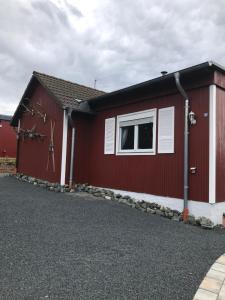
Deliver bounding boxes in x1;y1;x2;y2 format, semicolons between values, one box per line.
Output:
87;61;219;106
174;72;189;221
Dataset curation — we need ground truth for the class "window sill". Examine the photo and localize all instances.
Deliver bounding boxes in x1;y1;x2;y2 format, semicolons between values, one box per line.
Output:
116;151;156;156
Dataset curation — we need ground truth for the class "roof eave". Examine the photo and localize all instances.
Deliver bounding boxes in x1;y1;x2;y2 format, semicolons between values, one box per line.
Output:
87;61;219;105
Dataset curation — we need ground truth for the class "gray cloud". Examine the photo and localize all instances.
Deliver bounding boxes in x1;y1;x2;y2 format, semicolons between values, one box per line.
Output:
64;0;83;17
0;0;225;115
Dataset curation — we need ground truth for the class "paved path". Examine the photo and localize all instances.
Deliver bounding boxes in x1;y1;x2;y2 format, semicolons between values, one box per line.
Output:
194;254;225;299
1;176;225;300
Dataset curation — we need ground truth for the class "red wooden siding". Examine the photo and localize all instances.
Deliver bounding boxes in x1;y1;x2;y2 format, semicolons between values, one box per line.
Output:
73;115;92;183
74;87;209;202
0;120;17;157
216;86;225;202
17;85;63;183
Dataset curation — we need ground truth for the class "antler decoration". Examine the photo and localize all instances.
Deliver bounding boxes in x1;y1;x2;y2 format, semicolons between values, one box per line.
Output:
21;98;47;123
35;109;47;123
18;125;46;140
21;102;34;116
34;99;47;123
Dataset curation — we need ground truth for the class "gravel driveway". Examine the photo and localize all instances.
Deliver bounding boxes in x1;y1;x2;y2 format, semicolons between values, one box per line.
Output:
0;176;225;300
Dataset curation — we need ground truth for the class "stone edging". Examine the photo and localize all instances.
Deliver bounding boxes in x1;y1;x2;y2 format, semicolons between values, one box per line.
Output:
193;254;225;300
11;173;215;229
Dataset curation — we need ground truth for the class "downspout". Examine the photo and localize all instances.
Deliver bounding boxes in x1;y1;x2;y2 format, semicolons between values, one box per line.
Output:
60;109;68;188
174;72;189;220
68;109;75;189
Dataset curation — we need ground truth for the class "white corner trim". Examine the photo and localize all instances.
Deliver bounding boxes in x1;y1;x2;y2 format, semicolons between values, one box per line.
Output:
60;109;68;186
209;85;217;204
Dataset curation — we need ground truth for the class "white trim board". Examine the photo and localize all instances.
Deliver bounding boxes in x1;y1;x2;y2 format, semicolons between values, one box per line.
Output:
158;106;175;154
104;117;115;154
209;85;217;204
60;109;68;186
101;187;224;225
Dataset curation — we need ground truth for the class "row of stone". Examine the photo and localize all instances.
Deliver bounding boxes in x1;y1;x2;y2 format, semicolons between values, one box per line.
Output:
12;173;214;229
75;183;214;228
13;173;73;193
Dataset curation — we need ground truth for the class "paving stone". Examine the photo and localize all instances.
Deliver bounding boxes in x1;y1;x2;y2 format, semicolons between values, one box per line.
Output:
193;288;217;300
218;284;225;300
212;263;225;274
200;276;222;294
207;269;225;282
217;255;225;265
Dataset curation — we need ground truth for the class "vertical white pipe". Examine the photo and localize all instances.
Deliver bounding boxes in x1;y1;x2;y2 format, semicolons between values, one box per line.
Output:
209;84;217;204
17;119;21;138
69;127;75;188
183;99;189;211
60;109;68;186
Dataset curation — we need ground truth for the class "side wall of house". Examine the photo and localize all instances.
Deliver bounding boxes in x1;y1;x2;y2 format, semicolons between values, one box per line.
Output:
17;85;63;183
74;87;209;202
0;120;17;157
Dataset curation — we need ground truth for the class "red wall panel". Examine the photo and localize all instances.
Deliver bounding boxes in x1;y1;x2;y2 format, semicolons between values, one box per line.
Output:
74;87;209;202
73;115;92;183
0;120;17;157
17;85;63;183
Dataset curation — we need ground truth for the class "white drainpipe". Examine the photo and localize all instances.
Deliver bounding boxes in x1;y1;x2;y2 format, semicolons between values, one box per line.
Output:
60;109;68;187
209;84;216;204
69;127;76;188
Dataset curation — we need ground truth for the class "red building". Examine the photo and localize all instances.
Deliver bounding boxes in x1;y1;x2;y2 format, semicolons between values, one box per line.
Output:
0;115;17;157
11;62;225;224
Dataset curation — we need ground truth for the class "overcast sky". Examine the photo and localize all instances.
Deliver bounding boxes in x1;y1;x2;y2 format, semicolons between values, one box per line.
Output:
0;0;224;115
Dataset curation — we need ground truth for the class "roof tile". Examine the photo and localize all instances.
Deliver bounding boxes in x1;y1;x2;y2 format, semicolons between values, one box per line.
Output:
33;71;106;109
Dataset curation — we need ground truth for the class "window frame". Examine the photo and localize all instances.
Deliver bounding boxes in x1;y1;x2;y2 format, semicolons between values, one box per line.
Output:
116;109;157;155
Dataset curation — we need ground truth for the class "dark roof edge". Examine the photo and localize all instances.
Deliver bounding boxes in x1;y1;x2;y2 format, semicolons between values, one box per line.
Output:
88;61;224;104
0;115;12;121
33;71;106;94
10;76;35;126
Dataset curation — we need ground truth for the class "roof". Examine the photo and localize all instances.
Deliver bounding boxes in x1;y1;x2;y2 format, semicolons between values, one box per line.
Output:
11;61;225;127
0;115;12;121
88;61;225;106
33;71;106;109
11;71;106;126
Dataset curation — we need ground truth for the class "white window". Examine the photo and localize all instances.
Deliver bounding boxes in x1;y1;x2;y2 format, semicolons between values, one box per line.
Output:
158;106;175;153
104;117;115;154
116;109;156;155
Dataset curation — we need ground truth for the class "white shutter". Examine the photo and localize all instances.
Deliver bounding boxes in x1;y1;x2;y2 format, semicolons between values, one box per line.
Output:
104;118;115;154
158;107;175;153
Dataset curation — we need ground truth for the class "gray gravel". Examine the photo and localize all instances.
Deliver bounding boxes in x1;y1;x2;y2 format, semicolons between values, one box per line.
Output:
0;176;225;300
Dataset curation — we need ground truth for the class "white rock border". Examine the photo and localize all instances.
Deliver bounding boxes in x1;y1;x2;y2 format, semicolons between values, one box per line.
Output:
11;173;216;230
193;254;225;300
